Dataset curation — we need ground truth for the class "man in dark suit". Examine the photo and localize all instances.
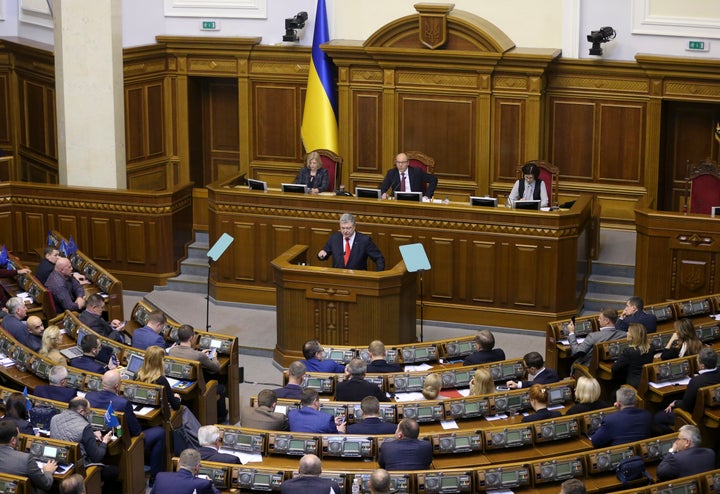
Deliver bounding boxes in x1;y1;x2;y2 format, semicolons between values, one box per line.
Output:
86;370;166;484
656;347;720;433
506;351;560;389
2;297;28;343
378;418;433;471
616;296;657;333
131;310;167;350
0;419;57;493
78;294;126;343
318;213;385;271
347;397;396;434
656;425;716;481
197;425;240;464
379;152;438;199
280;454;341;494
240;389;288;431
45;257;86;312
590;387;651;447
366;340;402;373
300;340;346;373
288;389;346;434
151;448;220;494
463;330;505;365
34;365;78;402
275;361;305;399
69;333;117;374
35;246;59;285
335;358;389;402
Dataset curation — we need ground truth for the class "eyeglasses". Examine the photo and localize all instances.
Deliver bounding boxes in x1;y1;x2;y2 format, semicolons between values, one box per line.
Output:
396;160;409;165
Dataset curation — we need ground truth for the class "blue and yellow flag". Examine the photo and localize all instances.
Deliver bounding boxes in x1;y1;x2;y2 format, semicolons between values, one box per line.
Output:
105;402;120;428
300;0;338;154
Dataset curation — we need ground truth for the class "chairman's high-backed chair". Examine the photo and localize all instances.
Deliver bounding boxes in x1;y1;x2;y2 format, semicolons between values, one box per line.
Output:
516;160;559;207
311;148;343;192
406;150;435;174
685;158;720;214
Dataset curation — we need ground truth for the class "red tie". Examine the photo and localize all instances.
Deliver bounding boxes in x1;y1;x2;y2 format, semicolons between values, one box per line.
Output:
400;173;406;192
344;238;351;266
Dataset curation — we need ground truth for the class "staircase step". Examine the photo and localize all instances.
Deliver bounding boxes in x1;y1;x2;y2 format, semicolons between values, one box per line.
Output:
179;258;209;277
187;243;209;260
586;274;635;297
194;231;209;244
590;260;635;279
159;274;207;293
583;291;627;313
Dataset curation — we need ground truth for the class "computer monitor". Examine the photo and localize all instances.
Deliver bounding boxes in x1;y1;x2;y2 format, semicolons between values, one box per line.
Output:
281;183;307;194
470;196;497;207
395;191;422;202
513;199;541;211
355;187;382;199
712;206;720;218
248;179;267;191
126;354;145;374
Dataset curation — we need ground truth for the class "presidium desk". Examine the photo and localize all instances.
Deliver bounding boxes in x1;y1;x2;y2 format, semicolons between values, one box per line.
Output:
208;176;594;352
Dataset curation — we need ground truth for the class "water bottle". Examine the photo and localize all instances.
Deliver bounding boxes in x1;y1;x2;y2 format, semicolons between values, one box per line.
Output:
351;477;361;494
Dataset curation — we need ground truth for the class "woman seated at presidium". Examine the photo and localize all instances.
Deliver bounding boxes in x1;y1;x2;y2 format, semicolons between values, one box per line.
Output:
293;151;329;194
508;162;548;208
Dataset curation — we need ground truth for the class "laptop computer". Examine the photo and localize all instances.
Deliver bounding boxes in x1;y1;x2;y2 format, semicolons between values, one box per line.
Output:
60;330;114;363
119;353;145;380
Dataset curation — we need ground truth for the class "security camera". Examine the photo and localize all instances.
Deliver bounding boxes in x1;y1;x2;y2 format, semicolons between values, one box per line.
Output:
587;26;616;56
283;11;309;43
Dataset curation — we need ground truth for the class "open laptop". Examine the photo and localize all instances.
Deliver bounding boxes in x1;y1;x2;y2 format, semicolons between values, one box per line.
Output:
60;330;114;363
119;353;144;381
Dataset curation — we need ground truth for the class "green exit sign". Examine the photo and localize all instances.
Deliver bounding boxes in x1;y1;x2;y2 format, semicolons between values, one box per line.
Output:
201;20;218;31
688;40;707;51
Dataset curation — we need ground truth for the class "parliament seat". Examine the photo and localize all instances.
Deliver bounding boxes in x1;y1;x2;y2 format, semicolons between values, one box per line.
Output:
685;157;720;214
0;472;29;494
311;148;342;192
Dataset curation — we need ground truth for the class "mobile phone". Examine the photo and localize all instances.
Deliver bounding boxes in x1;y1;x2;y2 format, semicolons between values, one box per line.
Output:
496;385;510;391
111;354;118;366
571;315;576;324
209;348;217;360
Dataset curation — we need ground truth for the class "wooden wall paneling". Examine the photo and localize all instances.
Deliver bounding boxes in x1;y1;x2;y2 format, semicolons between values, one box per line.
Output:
269;224;296;281
0;211;13;250
112;219;125;271
56;216;78;240
126;163;168;190
123;221;146;264
428;237;454;299
494;98;524;180
252;83;300;162
596;103;645;183
548;99;595;179
673;250;715;299
125;86;146;162
470;240;496;303
12;211;27;253
353;90;383;176
513;243;539;307
146;83;165;157
0;74;11;146
89;218;112;260
18;212;45;255
205;78;239;185
231;221;255;281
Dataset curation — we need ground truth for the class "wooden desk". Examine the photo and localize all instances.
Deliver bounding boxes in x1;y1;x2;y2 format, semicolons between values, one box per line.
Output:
208;179;596;330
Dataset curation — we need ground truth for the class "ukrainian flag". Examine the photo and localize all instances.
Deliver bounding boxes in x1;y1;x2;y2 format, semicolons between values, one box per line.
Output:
301;0;338;154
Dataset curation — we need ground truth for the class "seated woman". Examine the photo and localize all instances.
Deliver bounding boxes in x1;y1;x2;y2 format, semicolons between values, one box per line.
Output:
507;162;548;208
521;384;561;423
421;373;443;400
5;392;35;434
611;323;653;389
661;318;703;360
468;368;494;396
136;346;181;412
39;325;68;365
293;151;329;194
565;376;609;415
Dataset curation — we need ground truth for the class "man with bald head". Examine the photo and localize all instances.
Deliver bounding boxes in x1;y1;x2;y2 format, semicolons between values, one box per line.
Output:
85;370;166;484
22;315;44;352
45;257;86;312
379;152;438;200
280;454;341;493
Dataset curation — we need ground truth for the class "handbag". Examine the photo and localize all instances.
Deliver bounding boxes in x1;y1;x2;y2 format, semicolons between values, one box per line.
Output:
616;456;653;485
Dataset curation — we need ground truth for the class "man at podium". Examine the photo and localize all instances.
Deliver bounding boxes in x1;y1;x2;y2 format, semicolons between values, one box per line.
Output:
317;213;385;271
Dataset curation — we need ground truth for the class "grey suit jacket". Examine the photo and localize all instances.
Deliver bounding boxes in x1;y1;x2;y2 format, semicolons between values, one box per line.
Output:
0;445;54;494
240;406;288;431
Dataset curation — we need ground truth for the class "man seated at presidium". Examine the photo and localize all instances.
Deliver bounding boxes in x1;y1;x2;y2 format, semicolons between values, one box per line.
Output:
317;213;385;271
293;151;329;194
380;152;437;200
507;162;548;208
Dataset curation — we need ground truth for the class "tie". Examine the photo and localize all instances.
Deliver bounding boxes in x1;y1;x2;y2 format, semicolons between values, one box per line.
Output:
344;238;351;266
400;173;406;192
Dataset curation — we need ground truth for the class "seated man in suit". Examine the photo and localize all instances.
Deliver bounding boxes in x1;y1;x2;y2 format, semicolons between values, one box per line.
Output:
559;478;587;494
35;246;59;285
378;418;433;471
463;330;505;365
300;340;346;373
196;425;240;464
366;340;402;373
317;213;385;271
280;454;341;494
379;152;438;200
274;361;305;399
34;365;77;402
335;358;389;402
567;308;625;367
2;297;28;343
59;474;86;494
86;370;165;485
78;294;126;344
616;296;657;333
240;389;288;431
69;333;117;374
131;310;167;350
506;351;560;389
288;389;346;433
151;448;220;494
45;257;86;312
370;469;393;494
0;419;57;493
347;396;396;434
656;424;715;481
590;387;651;447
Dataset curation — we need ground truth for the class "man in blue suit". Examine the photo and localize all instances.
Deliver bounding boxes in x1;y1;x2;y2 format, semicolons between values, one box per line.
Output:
378;418;433;470
151;448;220;494
274;361;305;399
506;352;560;389
2;297;28;343
34;365;77;402
656;425;716;481
317;213;385;271
300;340;346;373
280;454;341;494
347;397;396;434
69;333;117;374
86;370;166;485
616;296;657;333
590;387;651;447
379;152;438;199
288;389;346;434
335;359;389;402
132;310;167;350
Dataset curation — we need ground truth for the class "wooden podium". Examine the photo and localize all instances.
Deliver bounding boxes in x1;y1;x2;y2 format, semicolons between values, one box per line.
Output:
271;245;417;367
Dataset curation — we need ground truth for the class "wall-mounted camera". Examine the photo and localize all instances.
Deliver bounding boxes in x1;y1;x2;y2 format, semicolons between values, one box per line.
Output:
283;11;309;43
587;26;616;56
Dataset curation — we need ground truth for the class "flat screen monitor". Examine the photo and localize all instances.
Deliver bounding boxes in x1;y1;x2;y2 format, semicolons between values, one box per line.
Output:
470;196;497;207
248;179;267;191
395;191;422;202
513;199;541;211
126;354;145;373
281;183;307;194
712;206;720;218
355;187;382;199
